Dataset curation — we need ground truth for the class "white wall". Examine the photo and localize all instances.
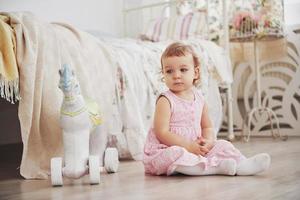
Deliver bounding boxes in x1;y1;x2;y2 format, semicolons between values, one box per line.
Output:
0;0;124;36
285;0;300;26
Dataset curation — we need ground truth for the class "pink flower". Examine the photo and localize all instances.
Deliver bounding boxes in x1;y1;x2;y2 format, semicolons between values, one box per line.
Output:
232;11;261;29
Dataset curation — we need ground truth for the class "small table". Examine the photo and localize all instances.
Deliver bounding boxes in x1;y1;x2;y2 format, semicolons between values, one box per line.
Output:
231;36;288;142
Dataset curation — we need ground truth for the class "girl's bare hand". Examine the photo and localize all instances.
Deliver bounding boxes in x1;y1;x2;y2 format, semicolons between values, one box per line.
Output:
198;145;209;156
197;137;214;151
187;141;209;156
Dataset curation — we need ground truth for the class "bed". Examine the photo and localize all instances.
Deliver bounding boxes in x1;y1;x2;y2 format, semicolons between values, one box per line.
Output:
0;0;234;179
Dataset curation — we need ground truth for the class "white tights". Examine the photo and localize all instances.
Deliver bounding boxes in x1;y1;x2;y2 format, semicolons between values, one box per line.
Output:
175;159;236;176
236;153;271;175
174;153;271;176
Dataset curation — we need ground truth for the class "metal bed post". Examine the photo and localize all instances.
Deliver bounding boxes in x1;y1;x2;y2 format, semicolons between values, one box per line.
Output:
222;0;235;141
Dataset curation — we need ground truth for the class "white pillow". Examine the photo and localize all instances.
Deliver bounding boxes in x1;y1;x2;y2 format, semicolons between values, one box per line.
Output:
140;11;209;42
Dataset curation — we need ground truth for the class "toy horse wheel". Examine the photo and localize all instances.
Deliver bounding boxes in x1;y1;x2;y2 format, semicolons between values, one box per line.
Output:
89;156;100;184
51;157;63;186
104;147;119;173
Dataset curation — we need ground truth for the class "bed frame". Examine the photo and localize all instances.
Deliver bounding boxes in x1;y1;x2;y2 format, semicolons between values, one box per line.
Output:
123;0;235;141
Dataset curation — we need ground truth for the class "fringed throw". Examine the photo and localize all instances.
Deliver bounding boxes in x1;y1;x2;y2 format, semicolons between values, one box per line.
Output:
0;15;20;104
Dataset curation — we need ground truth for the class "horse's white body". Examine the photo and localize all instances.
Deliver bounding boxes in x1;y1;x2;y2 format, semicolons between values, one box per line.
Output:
51;64;119;186
60;96;92;178
50;64;110;186
59;64;104;178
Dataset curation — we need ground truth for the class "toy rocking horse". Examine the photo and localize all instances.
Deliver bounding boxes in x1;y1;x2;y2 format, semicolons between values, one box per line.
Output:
50;64;119;186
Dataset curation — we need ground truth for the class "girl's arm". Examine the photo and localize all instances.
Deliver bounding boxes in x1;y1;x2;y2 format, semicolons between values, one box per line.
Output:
199;102;216;150
154;96;208;155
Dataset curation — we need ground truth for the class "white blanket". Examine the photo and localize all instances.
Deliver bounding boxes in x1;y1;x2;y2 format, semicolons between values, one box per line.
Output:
2;12;232;179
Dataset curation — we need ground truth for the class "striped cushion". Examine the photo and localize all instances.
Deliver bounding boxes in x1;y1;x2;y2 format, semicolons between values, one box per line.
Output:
140;11;208;42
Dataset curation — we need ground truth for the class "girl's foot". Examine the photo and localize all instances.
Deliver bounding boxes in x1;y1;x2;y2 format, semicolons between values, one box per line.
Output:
215;159;237;176
236;153;271;175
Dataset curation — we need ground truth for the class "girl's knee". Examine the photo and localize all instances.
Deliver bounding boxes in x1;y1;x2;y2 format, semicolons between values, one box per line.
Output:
215;139;234;148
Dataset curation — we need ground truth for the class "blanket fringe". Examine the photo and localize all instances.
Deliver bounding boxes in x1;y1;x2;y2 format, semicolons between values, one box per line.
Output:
0;75;20;104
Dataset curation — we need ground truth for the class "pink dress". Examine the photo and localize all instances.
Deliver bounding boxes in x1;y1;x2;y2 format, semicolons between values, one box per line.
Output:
143;89;245;175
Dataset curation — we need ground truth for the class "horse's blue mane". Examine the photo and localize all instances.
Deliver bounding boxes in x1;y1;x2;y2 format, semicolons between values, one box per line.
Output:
60;64;73;91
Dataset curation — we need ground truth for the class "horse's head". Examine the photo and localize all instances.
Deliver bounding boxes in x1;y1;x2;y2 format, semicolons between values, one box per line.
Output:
58;64;81;98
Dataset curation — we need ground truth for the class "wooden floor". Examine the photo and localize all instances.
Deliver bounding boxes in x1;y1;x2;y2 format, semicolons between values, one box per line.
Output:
0;137;300;200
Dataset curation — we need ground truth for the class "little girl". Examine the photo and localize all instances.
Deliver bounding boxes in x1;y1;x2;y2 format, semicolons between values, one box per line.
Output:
143;42;271;176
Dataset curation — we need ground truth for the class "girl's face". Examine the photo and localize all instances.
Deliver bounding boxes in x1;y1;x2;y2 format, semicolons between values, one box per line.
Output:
162;53;199;94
